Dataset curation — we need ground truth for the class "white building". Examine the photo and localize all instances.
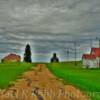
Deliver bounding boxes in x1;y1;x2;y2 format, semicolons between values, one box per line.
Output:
82;48;100;68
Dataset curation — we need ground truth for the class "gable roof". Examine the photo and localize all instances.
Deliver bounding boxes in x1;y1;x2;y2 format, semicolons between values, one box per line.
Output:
4;53;21;60
91;48;100;57
82;54;96;60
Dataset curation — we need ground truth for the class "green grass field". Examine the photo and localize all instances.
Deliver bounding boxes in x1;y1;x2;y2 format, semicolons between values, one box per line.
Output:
0;62;34;89
46;61;100;100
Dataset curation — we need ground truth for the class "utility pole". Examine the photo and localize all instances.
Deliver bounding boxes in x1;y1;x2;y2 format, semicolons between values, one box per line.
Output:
90;38;93;48
74;42;77;66
67;50;69;62
99;39;100;68
96;37;100;67
96;37;100;48
98;39;100;68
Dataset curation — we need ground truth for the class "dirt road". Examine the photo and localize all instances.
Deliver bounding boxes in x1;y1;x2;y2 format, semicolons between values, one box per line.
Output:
0;64;90;100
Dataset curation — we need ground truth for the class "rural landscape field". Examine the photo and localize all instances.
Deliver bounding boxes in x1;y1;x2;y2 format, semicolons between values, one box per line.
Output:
0;61;99;100
0;62;34;89
0;0;100;100
47;62;100;100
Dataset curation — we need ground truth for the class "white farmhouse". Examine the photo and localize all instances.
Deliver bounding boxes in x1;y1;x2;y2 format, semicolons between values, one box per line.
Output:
82;48;100;68
91;48;100;67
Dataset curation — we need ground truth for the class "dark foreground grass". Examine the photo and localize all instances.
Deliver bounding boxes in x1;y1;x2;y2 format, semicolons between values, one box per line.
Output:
0;62;34;89
46;62;100;100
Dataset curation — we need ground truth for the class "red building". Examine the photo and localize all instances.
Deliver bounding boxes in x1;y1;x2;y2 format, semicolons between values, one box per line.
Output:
2;53;21;63
82;48;100;68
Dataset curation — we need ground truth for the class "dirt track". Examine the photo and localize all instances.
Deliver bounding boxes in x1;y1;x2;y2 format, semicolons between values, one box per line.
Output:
0;64;90;100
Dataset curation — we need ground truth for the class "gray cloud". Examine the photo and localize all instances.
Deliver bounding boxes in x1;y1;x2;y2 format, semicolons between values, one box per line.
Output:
0;0;100;62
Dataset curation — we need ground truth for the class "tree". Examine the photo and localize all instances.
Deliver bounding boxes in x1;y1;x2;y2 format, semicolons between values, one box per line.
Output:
51;53;59;63
24;44;32;63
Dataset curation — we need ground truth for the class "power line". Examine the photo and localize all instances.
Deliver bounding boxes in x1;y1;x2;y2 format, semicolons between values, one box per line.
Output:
74;41;77;66
67;50;69;61
96;37;100;68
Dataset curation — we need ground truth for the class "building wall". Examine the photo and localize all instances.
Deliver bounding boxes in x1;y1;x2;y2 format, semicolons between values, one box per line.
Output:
96;57;100;68
83;59;98;68
83;59;90;68
2;58;21;63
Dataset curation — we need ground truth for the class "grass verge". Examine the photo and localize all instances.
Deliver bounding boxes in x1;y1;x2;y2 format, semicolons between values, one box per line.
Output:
46;61;100;100
0;62;34;89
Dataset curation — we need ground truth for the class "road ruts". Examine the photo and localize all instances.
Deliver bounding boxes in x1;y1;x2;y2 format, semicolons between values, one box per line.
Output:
0;64;90;100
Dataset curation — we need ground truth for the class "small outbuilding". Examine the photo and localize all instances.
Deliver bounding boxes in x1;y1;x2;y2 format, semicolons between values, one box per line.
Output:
2;53;21;63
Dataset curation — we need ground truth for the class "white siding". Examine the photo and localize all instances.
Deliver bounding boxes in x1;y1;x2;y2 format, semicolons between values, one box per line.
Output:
82;59;98;68
96;57;100;68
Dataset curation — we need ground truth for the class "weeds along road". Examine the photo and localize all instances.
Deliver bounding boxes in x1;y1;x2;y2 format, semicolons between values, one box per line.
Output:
0;64;90;100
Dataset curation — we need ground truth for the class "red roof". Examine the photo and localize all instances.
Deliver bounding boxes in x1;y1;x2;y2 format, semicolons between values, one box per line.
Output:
82;54;96;60
91;48;100;57
4;53;21;60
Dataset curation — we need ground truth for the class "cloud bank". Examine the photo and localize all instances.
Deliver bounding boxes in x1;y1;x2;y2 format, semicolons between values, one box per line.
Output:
0;0;100;62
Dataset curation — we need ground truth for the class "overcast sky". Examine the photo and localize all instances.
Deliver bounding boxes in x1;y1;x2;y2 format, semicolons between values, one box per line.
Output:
0;0;100;62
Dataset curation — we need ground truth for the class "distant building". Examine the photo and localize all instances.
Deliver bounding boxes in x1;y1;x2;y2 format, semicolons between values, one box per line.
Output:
82;48;100;68
82;54;97;68
51;53;59;63
2;53;21;63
